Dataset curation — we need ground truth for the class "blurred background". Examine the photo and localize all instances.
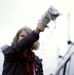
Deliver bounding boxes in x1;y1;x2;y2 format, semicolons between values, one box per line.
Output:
0;0;74;75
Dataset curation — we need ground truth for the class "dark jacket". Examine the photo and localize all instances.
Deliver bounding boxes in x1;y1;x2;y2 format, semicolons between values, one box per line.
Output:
2;31;43;75
34;56;43;75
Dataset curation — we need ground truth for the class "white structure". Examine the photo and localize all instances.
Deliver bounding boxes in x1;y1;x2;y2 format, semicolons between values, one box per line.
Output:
55;43;74;75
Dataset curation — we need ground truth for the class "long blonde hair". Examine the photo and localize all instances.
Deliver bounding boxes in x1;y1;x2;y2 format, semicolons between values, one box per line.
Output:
12;26;40;50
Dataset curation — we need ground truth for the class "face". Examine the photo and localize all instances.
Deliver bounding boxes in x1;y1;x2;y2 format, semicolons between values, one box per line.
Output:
18;30;27;42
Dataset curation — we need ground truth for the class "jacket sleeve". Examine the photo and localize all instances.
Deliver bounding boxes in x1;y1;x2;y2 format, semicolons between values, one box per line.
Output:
3;31;39;56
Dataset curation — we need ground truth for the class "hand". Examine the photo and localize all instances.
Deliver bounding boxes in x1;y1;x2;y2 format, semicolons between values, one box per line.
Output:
35;22;46;34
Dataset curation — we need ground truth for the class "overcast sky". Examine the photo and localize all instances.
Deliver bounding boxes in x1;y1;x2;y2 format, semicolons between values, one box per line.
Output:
0;0;74;75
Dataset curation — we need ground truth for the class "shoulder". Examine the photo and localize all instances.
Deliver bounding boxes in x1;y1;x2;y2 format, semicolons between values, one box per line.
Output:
35;55;43;63
0;44;9;52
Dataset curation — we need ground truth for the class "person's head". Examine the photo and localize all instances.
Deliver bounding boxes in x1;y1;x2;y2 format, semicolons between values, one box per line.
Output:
12;26;40;50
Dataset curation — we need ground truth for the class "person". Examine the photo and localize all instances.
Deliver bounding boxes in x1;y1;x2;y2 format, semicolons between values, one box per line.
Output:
1;22;46;75
1;6;61;75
